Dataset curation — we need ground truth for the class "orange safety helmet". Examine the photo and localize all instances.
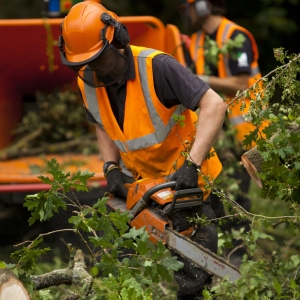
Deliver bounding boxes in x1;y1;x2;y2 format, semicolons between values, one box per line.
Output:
59;1;129;66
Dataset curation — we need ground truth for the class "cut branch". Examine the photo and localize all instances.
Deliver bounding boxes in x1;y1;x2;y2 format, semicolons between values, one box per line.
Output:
241;147;263;188
31;246;93;298
241;122;300;188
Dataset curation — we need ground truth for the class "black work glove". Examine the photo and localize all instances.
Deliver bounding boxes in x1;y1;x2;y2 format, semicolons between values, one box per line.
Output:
171;160;199;191
106;167;135;198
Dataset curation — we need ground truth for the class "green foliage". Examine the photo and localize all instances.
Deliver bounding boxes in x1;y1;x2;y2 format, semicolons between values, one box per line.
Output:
8;159;181;299
172;113;186;127
24;158;94;225
11;238;51;273
201;34;246;75
243;50;300;203
187;47;300;299
204;251;300;299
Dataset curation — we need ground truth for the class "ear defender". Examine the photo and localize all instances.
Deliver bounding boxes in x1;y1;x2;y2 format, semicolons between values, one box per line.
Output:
100;13;130;49
194;0;211;17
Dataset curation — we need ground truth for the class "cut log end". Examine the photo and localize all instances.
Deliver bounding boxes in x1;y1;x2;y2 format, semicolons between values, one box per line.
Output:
241;154;263;189
0;269;30;300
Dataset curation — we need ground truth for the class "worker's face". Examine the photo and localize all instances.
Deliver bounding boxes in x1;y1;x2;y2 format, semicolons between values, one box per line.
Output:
76;44;128;87
178;2;208;33
189;3;209;30
88;47;124;77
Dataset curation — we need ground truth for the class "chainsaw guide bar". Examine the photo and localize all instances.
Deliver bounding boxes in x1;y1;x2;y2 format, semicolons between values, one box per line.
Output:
166;228;241;282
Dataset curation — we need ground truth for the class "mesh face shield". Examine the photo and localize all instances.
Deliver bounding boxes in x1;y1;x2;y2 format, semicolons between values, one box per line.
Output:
61;41;128;88
76;45;128;87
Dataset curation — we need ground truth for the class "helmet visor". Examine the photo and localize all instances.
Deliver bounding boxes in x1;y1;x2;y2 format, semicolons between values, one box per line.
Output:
60;40;128;87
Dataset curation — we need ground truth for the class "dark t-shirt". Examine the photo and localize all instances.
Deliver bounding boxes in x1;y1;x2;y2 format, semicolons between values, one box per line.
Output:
83;46;209;130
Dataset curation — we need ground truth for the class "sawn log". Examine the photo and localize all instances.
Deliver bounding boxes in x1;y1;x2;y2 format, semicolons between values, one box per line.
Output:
0;268;30;300
241;122;300;188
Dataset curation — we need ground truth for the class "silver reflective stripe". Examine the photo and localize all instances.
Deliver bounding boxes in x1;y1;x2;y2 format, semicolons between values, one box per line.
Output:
119;159;134;177
83;48;186;153
230;115;246;126
84;80;103;126
137;49;186;145
114;140;127;152
251;66;260;77
221;23;232;77
83;72;128;152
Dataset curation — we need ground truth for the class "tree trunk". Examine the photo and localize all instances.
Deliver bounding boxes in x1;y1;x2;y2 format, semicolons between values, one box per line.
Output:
0;269;30;300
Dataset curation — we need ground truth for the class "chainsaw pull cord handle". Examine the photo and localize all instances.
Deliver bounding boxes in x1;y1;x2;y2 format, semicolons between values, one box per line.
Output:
129;181;176;217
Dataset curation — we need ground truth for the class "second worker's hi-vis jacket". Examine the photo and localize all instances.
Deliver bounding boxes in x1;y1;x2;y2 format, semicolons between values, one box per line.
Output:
190;17;268;145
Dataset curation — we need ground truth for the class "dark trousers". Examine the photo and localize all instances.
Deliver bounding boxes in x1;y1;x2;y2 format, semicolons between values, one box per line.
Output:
211;167;251;266
172;198;217;298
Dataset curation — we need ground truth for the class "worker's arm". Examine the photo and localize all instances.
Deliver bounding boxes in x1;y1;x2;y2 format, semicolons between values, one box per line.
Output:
171;87;226;190
188;88;227;166
95;124;134;197
95;124;120;163
199;74;249;96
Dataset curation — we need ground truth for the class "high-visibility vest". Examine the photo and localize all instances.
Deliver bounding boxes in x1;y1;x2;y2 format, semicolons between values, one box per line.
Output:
190;17;267;144
78;45;222;199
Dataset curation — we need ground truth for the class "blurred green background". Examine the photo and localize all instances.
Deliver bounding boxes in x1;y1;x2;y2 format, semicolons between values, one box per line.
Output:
1;0;299;75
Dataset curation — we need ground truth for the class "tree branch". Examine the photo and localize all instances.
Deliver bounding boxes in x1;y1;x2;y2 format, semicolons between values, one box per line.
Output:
31;246;93;298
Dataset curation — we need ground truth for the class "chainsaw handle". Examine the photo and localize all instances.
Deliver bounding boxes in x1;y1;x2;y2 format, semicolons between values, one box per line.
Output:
129;181;176;217
141;181;176;205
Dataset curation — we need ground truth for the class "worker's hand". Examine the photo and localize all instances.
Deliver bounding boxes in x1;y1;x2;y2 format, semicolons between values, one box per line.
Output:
171;160;199;191
106;167;135;198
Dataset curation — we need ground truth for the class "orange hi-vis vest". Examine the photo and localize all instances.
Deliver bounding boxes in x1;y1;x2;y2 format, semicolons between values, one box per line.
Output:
190;17;264;144
79;45;222;200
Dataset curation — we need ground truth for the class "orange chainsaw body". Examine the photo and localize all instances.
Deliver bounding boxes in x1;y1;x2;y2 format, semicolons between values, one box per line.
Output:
126;178;174;210
107;178;202;244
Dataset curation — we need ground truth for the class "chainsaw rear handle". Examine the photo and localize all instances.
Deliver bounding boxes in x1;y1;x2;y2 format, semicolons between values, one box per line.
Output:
129;181;176;217
130;181;203;217
142;181;176;204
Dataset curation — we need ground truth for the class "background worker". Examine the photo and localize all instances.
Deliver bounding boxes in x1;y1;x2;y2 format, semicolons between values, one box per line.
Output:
59;1;227;298
177;0;264;267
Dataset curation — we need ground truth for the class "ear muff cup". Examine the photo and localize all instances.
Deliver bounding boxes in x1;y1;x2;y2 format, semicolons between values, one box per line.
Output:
100;12;130;49
194;0;211;17
112;23;130;49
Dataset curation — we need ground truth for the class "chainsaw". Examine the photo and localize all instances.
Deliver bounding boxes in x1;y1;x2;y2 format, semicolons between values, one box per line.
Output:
107;177;241;282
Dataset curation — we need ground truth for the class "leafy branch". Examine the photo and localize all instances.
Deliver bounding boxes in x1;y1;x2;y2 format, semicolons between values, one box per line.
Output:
6;158;183;299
